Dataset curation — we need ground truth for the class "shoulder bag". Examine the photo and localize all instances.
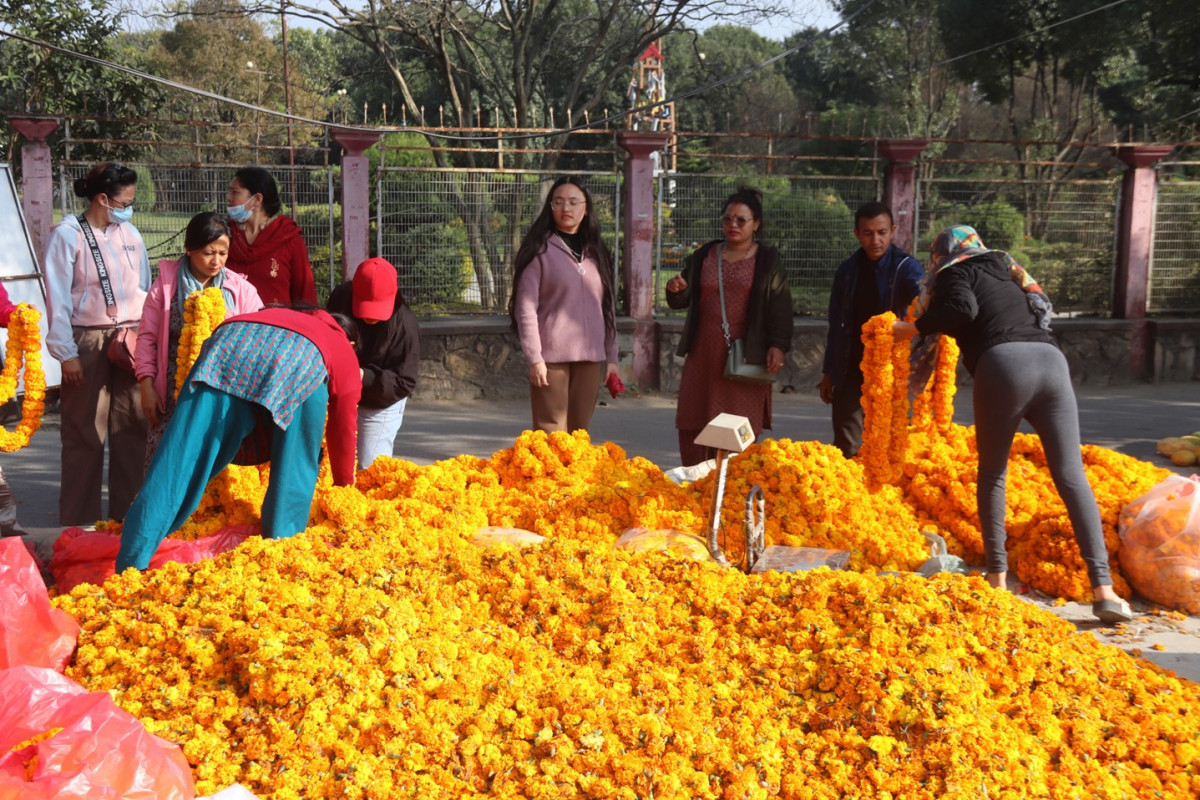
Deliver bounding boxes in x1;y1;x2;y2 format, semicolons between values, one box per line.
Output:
717;244;774;385
77;215;137;374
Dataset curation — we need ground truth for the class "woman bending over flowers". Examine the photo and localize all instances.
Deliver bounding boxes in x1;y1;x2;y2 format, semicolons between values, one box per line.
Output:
894;225;1132;623
116;307;361;572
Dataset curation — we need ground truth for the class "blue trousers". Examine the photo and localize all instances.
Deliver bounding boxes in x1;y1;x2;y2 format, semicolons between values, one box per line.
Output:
115;380;328;571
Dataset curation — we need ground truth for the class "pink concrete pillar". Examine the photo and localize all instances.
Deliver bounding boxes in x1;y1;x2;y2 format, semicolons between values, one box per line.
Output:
331;127;381;280
877;139;928;254
617;131;670;389
8;116;60;266
1113;144;1173;380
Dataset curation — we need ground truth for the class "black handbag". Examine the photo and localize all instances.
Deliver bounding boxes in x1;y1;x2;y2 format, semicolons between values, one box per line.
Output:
716;245;774;385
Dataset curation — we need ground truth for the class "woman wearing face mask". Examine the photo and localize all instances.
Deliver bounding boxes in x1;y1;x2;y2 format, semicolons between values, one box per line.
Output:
225;166;316;306
44;162;152;525
509;176;618;434
136;212;264;464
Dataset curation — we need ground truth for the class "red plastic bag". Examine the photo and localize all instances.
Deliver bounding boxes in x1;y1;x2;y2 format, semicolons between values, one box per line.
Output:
49;526;259;593
0;665;195;799
0;539;79;672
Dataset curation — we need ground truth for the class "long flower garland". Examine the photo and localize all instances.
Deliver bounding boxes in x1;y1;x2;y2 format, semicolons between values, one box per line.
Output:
0;303;46;452
911;334;960;434
858;312;909;486
174;287;227;399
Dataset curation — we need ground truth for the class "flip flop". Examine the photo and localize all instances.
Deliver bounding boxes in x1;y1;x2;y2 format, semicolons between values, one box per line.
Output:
1093;598;1133;623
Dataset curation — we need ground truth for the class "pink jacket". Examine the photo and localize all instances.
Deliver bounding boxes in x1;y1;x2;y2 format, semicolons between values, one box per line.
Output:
0;283;15;327
135;259;264;403
514;235;617;366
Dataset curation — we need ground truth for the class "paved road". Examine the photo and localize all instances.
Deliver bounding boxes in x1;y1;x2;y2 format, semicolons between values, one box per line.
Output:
6;382;1199;526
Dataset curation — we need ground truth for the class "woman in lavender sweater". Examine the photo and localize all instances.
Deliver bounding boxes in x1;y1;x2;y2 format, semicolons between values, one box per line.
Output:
510;176;618;433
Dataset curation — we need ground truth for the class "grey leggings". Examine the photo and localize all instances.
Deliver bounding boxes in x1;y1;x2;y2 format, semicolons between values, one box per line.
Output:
972;342;1111;586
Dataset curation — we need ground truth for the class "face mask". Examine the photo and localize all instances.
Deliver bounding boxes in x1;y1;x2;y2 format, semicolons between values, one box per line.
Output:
106;204;133;225
227;202;252;223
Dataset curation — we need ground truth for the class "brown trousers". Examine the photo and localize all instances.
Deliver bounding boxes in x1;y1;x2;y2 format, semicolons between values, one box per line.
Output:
59;327;148;525
529;361;602;433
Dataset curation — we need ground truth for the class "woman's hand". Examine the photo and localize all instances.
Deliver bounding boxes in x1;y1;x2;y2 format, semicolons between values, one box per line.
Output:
893;320;919;340
766;346;785;374
139;377;161;425
61;358;84;387
529;362;549;388
605;362;619;381
666;275;687;293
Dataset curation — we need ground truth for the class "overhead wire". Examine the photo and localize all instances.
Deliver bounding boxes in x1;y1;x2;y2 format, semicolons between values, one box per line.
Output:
0;1;880;144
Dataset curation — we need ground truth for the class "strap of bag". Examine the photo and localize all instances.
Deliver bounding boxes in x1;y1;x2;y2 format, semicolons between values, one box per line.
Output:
76;214;119;324
716;244;732;351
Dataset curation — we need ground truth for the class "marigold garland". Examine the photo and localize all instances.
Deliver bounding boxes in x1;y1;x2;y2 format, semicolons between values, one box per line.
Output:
859;312;909;486
174;287;227;398
0;303;46;452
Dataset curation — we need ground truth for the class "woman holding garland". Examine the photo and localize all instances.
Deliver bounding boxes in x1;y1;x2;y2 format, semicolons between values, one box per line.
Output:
136;212;263;463
894;224;1132;623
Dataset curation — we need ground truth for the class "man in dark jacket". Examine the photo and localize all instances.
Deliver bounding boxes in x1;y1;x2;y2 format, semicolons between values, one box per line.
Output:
820;202;923;458
327;257;420;468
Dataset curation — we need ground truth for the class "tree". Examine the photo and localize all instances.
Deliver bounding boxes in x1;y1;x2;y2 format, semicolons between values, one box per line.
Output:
0;0;161;163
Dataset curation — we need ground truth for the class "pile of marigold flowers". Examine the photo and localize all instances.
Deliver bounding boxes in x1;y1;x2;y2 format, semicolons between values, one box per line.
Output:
38;309;1196;798
45;429;1197;799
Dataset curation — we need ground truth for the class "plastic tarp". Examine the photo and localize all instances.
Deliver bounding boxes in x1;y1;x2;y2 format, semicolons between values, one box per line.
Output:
0;538;78;671
0;665;195;799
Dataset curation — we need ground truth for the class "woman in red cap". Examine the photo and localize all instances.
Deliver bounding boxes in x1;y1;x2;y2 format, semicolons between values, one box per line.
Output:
326;257;421;469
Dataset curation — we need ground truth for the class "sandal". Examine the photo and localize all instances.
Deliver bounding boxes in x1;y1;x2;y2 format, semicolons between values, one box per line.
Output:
1093;598;1133;623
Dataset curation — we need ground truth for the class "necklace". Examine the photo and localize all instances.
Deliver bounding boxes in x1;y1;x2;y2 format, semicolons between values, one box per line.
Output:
556;232;586;275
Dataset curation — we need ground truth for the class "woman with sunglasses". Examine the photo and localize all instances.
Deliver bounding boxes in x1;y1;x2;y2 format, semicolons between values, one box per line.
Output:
509;176;618;433
44;162;152;525
665;186;793;466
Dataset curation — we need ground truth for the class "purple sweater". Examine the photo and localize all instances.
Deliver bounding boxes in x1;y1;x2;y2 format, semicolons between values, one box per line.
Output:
514;235;617;366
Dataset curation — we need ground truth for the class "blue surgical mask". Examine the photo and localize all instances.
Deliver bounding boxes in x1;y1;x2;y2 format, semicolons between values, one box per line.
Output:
106;204;133;225
227;202;252;223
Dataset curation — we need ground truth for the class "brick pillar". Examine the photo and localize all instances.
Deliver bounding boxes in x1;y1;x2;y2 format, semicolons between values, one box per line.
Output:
8;116;61;266
331;128;381;280
877;139;928;254
1113;144;1173;380
617;131;670;389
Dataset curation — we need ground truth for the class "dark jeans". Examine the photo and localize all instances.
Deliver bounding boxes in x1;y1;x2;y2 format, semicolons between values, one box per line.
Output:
831;366;865;458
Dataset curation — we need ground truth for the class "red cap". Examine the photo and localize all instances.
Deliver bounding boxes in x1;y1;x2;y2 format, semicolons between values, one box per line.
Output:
352;257;398;320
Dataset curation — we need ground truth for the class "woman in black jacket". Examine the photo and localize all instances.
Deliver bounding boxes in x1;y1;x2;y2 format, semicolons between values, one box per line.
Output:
894;225;1132;623
327;257;420;469
665;187;793;466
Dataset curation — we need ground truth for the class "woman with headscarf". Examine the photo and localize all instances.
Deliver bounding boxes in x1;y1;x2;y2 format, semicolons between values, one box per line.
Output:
894;225;1132;623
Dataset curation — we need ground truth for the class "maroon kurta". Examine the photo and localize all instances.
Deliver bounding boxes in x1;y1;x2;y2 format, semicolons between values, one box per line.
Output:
675;248;772;435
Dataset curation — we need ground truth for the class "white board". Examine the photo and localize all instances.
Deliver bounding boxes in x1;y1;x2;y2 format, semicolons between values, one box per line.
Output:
0;163;61;388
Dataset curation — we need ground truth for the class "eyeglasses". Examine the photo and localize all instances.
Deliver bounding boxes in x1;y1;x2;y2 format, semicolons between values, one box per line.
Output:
104;196;135;211
722;215;753;227
551;198;585;209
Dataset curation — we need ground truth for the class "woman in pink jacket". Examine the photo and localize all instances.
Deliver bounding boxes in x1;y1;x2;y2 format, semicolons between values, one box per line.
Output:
135;212;263;461
509;176;618;433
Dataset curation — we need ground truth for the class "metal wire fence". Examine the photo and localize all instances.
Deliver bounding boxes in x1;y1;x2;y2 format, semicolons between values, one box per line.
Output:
375;167;621;314
655;173;881;315
57;161;341;298
1150;181;1200;313
918;177;1119;315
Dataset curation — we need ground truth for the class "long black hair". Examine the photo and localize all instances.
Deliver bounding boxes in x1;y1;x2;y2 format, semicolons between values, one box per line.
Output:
72;162;137;201
508;176;616;340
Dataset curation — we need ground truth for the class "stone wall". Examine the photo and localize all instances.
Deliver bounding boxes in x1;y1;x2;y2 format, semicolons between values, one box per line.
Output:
416;316;1200;400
